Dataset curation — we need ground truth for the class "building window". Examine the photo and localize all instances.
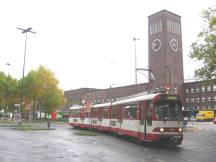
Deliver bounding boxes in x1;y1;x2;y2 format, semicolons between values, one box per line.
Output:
213;85;216;91
150;20;162;35
173;87;177;93
191;105;195;110
167;19;181;35
186;98;190;103
197;106;200;110
214;96;216;101
191;97;194;102
207;85;211;92
191;88;194;93
208;105;212;109
197;97;200;102
214;105;216;110
208;96;212;101
202;86;205;92
202;97;206;102
186;88;190;93
196;87;200;93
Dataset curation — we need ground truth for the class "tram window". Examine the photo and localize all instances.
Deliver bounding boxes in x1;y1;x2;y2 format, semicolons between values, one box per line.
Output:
123;105;137;120
123;108;128;119
140;104;144;125
85;112;90;118
147;103;153;126
92;110;98;118
155;102;181;121
112;106;117;119
70;110;80;118
98;111;102;120
102;108;109;119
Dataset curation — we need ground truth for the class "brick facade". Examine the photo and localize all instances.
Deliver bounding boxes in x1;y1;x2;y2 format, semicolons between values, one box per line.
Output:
64;83;147;112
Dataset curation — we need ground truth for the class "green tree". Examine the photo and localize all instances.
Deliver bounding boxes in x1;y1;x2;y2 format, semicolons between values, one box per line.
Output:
0;72;8;112
41;87;64;115
0;72;18;116
20;65;65;118
6;76;18;114
189;7;216;80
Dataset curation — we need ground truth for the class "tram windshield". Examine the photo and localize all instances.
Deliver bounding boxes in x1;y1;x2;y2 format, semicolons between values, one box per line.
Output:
155;102;181;121
70;110;80;118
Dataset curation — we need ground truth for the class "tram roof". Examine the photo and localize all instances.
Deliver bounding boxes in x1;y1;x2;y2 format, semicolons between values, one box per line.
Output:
92;93;161;108
70;105;82;110
112;93;160;105
92;102;111;108
70;93;177;110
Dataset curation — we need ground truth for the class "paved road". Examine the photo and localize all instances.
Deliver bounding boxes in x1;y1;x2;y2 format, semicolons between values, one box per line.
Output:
0;122;215;162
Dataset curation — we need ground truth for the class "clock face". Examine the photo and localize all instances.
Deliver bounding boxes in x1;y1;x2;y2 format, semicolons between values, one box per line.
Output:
152;39;161;52
170;39;178;52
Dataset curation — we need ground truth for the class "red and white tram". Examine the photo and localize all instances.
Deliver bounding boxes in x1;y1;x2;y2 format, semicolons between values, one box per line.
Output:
69;93;183;145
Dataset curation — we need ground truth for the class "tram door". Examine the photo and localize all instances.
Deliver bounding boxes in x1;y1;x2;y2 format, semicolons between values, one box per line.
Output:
98;108;103;128
80;109;85;125
140;102;147;137
117;106;123;134
140;102;153;139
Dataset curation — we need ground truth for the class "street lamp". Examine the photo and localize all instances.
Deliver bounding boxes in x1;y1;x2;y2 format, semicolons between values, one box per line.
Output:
133;37;140;85
17;27;36;114
6;62;11;77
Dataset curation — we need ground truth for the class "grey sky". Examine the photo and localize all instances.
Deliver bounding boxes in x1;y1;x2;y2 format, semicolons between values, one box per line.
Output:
0;0;214;90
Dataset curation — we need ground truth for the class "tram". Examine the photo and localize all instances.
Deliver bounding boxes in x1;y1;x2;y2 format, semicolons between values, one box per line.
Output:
69;93;183;145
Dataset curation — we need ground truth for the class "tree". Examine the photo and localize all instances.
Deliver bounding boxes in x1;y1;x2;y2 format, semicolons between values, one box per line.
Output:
189;7;216;80
0;72;18;116
41;87;64;115
20;65;65;119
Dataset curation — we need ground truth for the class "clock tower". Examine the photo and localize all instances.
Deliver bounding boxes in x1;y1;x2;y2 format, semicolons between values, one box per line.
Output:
148;10;184;98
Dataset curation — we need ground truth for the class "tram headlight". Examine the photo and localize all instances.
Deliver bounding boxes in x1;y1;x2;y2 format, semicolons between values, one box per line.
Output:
160;128;164;132
179;128;183;132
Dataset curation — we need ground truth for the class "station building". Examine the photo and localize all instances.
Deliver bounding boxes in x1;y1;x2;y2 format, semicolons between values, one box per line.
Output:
64;10;216;115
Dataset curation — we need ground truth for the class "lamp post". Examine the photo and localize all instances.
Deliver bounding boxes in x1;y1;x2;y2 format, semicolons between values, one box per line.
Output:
133;37;140;85
17;27;36;115
6;62;11;77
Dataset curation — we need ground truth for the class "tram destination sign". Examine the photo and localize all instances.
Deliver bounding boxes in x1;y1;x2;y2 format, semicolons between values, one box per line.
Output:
161;95;179;101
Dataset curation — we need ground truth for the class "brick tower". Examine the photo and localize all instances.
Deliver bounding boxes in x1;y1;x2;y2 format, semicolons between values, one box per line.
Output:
148;10;184;98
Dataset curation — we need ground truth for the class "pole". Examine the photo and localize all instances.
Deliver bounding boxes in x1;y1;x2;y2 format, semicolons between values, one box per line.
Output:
133;37;139;85
20;32;28;114
6;63;11;77
17;27;36;119
135;39;137;85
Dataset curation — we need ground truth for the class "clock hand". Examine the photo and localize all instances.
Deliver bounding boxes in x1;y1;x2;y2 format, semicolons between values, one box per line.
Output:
171;43;176;48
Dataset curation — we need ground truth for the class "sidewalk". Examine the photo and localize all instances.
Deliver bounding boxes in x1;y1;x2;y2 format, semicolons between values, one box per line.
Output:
184;121;216;132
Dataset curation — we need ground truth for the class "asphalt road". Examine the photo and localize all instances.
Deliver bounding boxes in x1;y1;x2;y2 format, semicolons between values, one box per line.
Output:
0;122;216;162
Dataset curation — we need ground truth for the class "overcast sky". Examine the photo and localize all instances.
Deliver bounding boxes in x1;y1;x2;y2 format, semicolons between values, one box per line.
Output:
0;0;214;91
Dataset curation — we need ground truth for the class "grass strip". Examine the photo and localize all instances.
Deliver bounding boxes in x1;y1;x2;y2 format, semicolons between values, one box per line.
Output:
15;126;54;131
74;130;101;136
12;123;55;131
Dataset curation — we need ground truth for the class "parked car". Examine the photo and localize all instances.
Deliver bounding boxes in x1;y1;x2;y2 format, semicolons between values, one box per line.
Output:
213;117;216;124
